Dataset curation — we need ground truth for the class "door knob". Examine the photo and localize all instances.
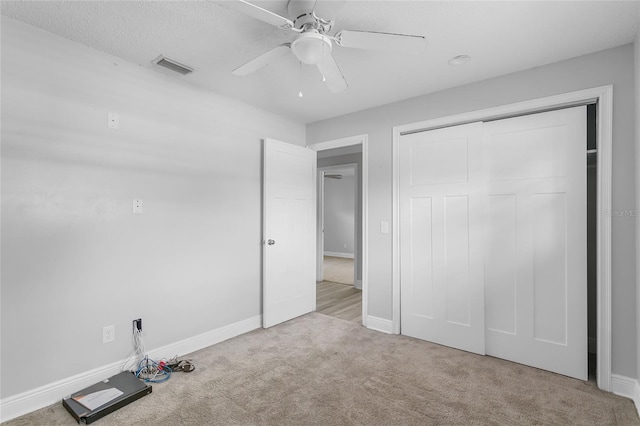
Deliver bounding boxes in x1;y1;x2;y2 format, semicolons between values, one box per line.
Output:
267;239;276;245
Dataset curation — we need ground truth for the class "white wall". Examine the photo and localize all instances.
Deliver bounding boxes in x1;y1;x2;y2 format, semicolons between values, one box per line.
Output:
323;173;355;256
0;16;305;399
307;44;637;379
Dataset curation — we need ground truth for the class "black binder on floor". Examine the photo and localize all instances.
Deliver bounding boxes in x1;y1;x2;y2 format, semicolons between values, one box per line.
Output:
62;371;152;424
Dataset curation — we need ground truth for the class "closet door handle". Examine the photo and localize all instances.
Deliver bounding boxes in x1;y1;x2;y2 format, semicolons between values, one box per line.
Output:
267;239;276;246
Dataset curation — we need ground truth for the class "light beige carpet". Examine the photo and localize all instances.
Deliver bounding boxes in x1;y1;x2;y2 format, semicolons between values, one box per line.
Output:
5;313;638;425
323;256;354;285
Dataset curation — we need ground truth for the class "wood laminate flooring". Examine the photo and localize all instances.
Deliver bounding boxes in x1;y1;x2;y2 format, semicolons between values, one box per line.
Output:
322;256;354;285
316;281;361;323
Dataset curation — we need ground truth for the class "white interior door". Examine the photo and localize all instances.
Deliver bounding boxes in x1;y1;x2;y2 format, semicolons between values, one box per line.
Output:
483;106;587;380
399;122;486;355
263;138;316;328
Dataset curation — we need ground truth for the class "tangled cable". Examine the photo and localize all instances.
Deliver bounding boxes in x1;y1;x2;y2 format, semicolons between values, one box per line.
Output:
121;326;195;383
135;356;172;383
121;327;145;372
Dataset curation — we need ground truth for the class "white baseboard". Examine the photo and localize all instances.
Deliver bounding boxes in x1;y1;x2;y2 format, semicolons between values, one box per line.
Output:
0;315;261;423
366;315;393;334
611;374;640;416
637;380;640;417
146;315;261;361
324;251;354;259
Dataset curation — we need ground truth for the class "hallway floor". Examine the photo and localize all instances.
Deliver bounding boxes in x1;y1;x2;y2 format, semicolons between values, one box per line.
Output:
316;281;361;323
322;256;354;285
317;256;361;323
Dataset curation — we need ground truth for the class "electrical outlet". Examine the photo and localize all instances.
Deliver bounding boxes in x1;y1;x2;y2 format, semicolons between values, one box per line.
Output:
133;318;142;332
103;325;115;343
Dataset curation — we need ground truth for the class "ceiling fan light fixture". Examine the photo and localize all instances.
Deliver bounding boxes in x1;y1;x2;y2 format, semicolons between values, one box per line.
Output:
291;33;332;65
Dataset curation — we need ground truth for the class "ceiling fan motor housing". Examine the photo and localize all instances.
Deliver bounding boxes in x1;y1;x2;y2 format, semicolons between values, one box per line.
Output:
288;0;317;29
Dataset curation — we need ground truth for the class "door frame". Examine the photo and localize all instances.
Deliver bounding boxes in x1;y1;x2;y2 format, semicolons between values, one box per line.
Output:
308;134;369;326
392;85;613;391
318;163;359;287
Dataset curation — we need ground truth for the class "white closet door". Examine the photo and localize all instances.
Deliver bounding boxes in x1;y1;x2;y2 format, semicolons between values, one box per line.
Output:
399;122;485;355
483;106;587;380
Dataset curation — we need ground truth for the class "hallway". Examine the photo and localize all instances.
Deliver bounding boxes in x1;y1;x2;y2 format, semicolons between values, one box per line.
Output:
316;256;361;323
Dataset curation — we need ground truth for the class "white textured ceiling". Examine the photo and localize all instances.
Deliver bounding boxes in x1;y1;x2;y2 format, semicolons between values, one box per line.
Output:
2;1;639;123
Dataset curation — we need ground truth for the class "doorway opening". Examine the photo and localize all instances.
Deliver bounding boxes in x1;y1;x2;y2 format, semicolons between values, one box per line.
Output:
317;164;360;322
307;135;368;326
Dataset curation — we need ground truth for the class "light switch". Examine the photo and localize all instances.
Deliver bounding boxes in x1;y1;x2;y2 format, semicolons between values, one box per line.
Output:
380;221;389;234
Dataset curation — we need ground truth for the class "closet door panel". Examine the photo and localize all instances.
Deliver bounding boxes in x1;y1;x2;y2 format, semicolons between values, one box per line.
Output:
484;106;587;380
400;122;485;355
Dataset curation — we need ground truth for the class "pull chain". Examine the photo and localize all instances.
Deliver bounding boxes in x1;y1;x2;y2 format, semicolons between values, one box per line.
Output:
298;61;304;98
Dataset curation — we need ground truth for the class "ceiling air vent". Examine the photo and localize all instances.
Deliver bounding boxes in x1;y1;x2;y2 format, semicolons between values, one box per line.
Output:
152;55;193;75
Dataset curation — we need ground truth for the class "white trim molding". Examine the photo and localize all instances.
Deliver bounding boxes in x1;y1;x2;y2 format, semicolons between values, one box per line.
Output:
637;380;640;417
0;315;261;423
611;374;640;416
366;315;394;334
392;85;613;391
324;251;354;259
392;127;401;335
307;134;367;151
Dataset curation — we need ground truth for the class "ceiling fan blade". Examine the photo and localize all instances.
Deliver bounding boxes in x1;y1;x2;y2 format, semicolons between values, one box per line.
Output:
316;51;347;93
233;44;291;76
334;30;427;54
224;0;295;30
312;0;348;21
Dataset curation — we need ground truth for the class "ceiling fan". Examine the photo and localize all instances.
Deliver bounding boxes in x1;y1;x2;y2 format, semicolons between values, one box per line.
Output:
223;0;427;93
